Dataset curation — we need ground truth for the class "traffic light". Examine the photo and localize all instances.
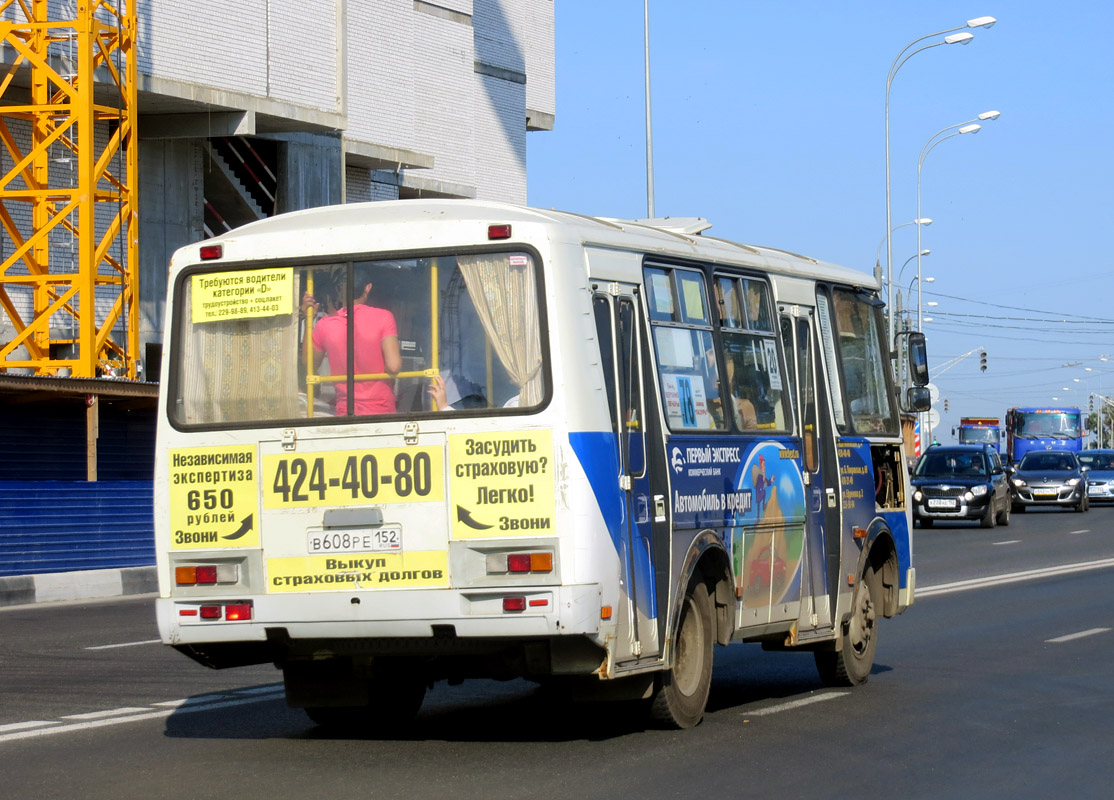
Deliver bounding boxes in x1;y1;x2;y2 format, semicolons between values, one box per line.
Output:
944;398;950;412
1090;395;1095;412
979;350;987;371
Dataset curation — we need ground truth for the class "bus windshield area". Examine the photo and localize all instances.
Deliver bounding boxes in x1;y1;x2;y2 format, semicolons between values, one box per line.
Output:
916;451;989;479
1010;411;1081;440
959;428;999;445
171;252;545;426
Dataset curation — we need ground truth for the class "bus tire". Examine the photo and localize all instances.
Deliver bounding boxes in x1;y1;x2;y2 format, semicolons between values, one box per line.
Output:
814;564;879;687
650;572;714;729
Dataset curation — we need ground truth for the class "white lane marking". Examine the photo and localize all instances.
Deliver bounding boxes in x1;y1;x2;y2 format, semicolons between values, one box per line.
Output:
85;639;161;651
151;690;245;708
0;721;61;733
744;691;849;717
918;557;1114;598
1046;628;1111;643
1069;530;1089;535
0;686;284;744
62;707;151;721
992;540;1021;546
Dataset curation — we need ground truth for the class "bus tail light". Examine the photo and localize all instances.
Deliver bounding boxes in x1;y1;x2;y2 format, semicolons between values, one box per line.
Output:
488;224;511;240
193;601;253;621
503;596;526;612
175;564;239;586
224;603;253;621
486;551;553;574
199;244;223;260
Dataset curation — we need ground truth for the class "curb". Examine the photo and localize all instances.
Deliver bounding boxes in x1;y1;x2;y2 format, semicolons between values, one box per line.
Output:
0;566;157;608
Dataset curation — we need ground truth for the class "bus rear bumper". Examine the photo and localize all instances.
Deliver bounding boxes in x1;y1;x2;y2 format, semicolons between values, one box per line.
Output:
157;582;603;647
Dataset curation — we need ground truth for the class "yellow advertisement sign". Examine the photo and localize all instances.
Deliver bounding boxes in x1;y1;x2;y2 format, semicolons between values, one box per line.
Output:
267;551;449;592
168;445;259;549
262;447;444;509
191;267;294;323
448;430;555;538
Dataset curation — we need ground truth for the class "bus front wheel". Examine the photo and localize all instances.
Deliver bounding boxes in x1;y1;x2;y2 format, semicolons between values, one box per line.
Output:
650;571;714;729
814;564;879;687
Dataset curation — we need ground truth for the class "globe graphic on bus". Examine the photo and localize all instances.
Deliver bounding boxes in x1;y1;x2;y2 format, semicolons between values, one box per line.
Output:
732;441;806;608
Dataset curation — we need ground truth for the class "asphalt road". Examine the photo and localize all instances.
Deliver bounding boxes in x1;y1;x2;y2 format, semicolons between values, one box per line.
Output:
2;505;1112;799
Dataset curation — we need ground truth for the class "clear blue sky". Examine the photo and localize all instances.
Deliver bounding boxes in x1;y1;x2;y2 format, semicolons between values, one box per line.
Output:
527;1;1114;443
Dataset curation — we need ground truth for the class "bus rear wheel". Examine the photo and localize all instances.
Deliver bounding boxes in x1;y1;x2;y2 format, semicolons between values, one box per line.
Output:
814;564;879;687
650;571;714;729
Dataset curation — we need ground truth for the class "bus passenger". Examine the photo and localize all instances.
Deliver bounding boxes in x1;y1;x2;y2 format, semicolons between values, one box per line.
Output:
428;373;520;410
303;267;401;415
732;373;759;430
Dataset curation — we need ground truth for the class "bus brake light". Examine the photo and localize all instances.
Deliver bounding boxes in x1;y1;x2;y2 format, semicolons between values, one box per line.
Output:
487;551;553;574
224;603;253;621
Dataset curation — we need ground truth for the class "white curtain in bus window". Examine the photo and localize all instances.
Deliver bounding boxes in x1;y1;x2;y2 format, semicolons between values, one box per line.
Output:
832;290;897;435
456;253;544;406
177;269;300;424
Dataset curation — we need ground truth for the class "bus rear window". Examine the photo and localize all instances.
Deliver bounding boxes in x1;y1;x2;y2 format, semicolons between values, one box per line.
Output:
170;252;546;427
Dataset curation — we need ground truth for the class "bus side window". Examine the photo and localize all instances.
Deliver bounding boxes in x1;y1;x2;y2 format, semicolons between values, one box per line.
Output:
592;294;619;436
617;298;645;475
779;315;797;433
645;264;723;431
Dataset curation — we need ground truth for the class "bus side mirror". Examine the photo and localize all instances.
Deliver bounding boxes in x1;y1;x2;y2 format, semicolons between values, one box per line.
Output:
906;332;929;387
903;386;931;413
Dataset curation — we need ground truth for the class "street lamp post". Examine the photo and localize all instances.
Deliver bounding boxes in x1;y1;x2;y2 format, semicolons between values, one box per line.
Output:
885;17;996;341
917;111;999;331
877;220;931;284
643;0;654;218
898;249;931;288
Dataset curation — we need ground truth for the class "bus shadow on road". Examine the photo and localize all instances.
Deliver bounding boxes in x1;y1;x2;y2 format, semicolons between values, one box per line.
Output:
160;644;892;743
706;642;892;714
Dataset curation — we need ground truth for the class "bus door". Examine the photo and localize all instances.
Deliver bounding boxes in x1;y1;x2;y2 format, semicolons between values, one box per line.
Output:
593;286;667;664
782;309;838;633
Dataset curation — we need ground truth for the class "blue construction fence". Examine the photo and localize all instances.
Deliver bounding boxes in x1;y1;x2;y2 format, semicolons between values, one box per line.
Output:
0;480;155;577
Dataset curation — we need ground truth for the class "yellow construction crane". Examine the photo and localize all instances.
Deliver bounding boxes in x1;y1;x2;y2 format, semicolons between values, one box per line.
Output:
0;0;138;378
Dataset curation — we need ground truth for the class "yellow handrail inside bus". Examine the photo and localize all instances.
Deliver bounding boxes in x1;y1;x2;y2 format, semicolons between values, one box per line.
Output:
304;260;442;412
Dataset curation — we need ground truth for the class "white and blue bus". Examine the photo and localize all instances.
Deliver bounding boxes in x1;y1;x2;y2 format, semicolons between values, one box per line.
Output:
155;200;929;729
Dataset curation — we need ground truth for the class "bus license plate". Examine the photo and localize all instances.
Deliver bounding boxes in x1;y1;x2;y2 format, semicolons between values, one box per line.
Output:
308;527;402;554
927;498;957;509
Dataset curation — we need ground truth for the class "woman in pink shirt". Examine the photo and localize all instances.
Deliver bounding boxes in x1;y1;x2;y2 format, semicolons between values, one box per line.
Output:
304;274;401;415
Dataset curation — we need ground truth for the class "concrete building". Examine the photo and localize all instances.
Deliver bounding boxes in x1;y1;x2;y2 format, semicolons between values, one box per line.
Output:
0;0;555;585
136;0;554;372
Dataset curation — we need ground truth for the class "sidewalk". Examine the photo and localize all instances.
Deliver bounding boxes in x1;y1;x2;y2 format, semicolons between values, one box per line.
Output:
0;566;156;607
